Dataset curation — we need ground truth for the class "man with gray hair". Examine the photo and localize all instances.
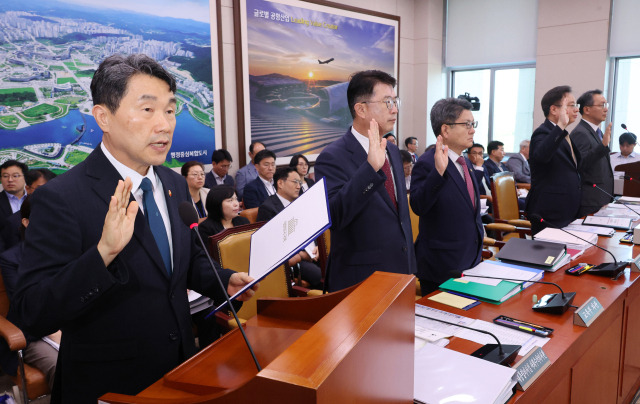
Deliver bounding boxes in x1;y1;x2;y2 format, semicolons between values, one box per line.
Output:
410;98;483;296
505;139;531;183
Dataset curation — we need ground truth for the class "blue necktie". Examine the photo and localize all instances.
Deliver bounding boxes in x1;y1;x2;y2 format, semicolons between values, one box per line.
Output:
140;178;172;275
596;127;603;141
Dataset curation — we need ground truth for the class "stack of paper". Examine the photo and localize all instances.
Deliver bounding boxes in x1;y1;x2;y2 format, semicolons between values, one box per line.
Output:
414;343;517;404
188;291;214;315
534;227;597;251
567;219;615;236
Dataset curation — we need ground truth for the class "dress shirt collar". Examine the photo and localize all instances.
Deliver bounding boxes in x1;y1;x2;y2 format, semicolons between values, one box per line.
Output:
213;171;226;184
258;174;275;195
276;193;291;208
616;151;637;159
101;142;157;194
447;148;466;179
582;118;601;134
6;190;26;213
351;126;369;153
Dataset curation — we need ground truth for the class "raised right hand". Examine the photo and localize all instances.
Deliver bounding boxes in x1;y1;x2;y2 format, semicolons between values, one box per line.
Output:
366;119;387;172
557;99;570;130
434;135;449;176
97;178;139;267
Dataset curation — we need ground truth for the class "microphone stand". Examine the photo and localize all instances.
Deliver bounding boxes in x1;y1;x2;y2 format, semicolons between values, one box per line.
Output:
415;313;520;366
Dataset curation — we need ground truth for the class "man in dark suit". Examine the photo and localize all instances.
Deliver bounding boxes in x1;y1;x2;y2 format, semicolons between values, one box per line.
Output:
505;140;531;183
483;140;508;180
204;149;234;189
257;167;322;289
235;141;265;201
13;54;256;403
242;149;276;209
410;98;484;296
466;143;491;196
314;70;416;292
404;136;419;163
0;160;28;225
526;85;582;235
570;89;614;217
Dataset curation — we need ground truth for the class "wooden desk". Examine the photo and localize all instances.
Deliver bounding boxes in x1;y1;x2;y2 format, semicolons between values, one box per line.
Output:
417;231;640;404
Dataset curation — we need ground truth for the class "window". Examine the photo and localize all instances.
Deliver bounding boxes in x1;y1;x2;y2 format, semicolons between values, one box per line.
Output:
611;57;640;153
451;66;535;153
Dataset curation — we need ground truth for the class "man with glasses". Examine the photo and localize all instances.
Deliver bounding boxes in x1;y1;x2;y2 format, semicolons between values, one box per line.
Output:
570;89;614;216
243;149;277;208
204;149;234;189
410;98;483;296
526;85;582;234
314;70;416;292
0;160;28;225
483;140;508;180
405;137;419;163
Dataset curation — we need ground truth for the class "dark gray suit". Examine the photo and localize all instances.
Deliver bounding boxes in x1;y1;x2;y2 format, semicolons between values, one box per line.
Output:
505;153;531;183
570;119;613;217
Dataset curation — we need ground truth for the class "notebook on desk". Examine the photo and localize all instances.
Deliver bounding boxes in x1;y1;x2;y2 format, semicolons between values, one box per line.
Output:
496;237;567;270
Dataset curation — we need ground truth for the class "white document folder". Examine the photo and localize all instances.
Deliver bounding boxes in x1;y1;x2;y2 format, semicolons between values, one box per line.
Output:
212;178;331;312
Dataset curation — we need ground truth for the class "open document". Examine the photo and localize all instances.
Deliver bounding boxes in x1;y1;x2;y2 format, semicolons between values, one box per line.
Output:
213;178;331;312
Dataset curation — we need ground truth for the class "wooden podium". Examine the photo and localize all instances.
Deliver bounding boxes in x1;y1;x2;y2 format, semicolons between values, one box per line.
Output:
98;272;416;404
614;160;640;196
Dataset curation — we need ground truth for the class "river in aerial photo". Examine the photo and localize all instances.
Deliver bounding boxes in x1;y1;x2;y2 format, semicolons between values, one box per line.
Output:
0;109;215;165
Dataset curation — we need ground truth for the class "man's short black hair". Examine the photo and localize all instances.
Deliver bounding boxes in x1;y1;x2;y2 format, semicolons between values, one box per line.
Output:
37;168;56;182
0;159;28;176
253;149;276;165
180;160;204;177
487;140;504;155
467;143;485;153
541;85;571;117
430;98;473;136
347;70;396;119
211;149;232;164
90;54;176;113
383;133;396;141
620;132;637;145
249;141;265;154
577;89;603;115
25;169;44;187
404;137;417;148
399;150;412;164
273;166;297;191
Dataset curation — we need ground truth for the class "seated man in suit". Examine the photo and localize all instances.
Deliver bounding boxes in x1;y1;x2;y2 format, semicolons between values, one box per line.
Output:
405;136;419;163
467;143;491;196
526;85;581;234
505;140;531;183
0;160;28;225
411;98;484;296
204;149;234;189
235;141;265;200
243;149;276;209
257;167;322;289
13;54;257;403
483;140;508;180
399;150;412;191
611;132;639;178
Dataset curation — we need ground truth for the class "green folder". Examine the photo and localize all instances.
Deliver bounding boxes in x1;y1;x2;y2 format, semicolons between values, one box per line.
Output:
439;278;526;305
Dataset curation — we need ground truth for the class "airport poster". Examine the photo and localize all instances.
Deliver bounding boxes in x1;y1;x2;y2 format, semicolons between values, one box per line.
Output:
0;0;221;174
239;0;398;162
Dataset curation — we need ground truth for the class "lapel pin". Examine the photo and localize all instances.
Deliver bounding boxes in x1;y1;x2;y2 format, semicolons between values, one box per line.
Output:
168;190;172;197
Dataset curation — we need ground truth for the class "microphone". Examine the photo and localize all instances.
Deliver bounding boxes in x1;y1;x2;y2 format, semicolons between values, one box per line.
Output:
415;312;520;366
448;270;575;314
178;202;262;371
530;214;627;278
587;181;640;217
622;123;629;131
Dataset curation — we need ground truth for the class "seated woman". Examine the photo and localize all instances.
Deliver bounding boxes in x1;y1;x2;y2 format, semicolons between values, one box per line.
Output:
181;161;209;221
289;154;315;192
198;185;250;241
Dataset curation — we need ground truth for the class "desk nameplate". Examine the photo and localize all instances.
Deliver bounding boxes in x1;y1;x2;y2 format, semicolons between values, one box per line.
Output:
573;297;604;327
514;346;551;391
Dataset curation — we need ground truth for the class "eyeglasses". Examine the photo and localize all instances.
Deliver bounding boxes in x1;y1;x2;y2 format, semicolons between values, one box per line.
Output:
1;174;23;180
588;102;609;109
287;179;303;186
553;103;580;109
188;172;205;178
445;121;478;129
362;97;401;111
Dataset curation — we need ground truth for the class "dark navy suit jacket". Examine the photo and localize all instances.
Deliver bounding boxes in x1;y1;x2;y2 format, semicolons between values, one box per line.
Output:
483;158;508;181
0;191;12;225
242;176;270;209
526;119;582;232
257;194;285;222
314;129;416;292
410;150;483;285
204;171;235;189
14;146;236;403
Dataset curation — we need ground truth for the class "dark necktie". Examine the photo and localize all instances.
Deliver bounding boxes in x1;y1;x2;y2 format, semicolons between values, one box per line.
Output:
140;178;172;275
456;156;476;209
596;127;603;141
381;157;398;210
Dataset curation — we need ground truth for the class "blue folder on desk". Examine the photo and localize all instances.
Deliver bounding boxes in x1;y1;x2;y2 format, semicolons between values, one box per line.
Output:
439;261;543;304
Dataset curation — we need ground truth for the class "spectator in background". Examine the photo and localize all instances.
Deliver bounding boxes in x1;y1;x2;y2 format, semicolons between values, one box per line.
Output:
181;161;209;221
0;160;28;225
197;186;249;247
405;136;419;163
289;154;315;192
611;132;639;177
383;133;397;145
242;149;277;209
400;150;412;191
505;140;531;183
235;141;265;200
204;149;234;189
466;143;491;197
483;140;508;180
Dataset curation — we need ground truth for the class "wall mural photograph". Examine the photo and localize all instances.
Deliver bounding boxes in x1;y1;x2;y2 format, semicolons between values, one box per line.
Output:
0;0;220;174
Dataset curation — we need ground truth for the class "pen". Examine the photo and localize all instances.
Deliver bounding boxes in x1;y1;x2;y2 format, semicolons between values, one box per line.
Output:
578;265;593;274
495;319;550;337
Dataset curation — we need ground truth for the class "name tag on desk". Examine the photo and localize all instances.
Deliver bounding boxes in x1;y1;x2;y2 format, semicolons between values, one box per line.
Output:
514;346;551;391
573;297;604;327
